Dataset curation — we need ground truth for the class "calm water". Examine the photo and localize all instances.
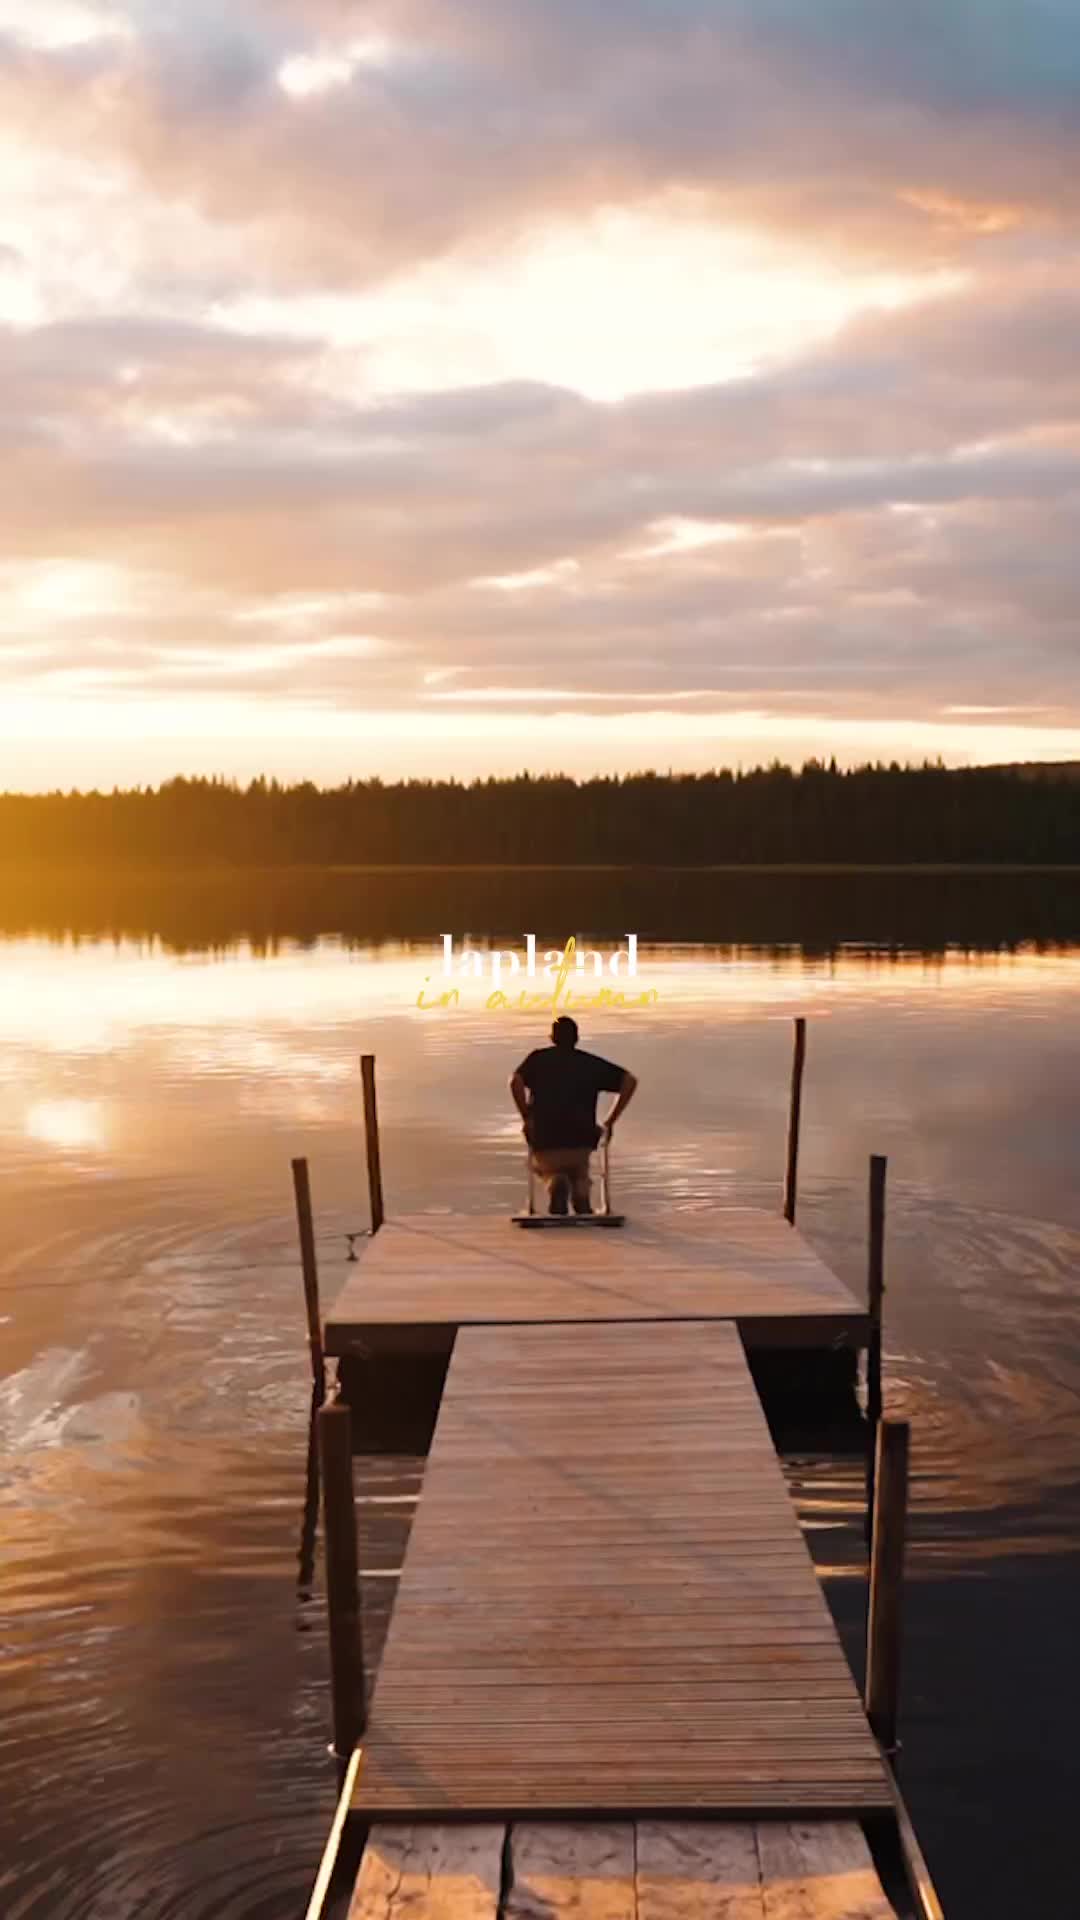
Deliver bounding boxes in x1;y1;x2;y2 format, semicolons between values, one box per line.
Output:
3;915;1080;1917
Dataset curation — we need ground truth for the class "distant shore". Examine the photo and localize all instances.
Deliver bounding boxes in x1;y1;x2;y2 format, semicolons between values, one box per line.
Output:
4;766;1078;868
4;860;1080;959
5;859;1080;875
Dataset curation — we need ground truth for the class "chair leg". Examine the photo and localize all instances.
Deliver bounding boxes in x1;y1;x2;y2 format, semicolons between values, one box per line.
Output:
571;1168;593;1214
549;1174;570;1215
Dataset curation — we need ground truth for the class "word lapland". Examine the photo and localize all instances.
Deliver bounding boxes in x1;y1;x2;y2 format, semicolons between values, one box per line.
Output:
441;934;638;981
416;936;659;1014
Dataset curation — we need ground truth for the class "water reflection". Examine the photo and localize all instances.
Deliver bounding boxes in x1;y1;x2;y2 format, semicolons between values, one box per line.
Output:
23;1098;108;1155
5;864;1080;955
2;924;1080;1918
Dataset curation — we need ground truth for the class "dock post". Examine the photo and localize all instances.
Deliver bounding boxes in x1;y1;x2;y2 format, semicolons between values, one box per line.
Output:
782;1016;807;1223
292;1156;325;1404
361;1054;385;1234
318;1395;366;1765
298;1384;321;1599
865;1154;887;1531
865;1416;910;1758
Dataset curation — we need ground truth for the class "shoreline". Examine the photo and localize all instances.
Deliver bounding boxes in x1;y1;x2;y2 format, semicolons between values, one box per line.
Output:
4;861;1080;878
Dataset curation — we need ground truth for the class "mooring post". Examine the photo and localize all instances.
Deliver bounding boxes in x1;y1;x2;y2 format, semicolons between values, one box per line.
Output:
865;1153;887;1530
318;1394;366;1765
297;1383;321;1599
866;1416;910;1758
361;1053;385;1234
292;1156;325;1405
782;1016;807;1224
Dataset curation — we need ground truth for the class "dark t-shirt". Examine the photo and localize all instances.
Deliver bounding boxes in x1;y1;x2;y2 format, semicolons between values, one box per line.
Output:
516;1046;626;1150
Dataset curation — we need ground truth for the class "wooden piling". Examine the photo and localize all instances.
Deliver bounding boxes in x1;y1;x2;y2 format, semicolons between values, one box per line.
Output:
361;1054;385;1235
865;1153;887;1530
292;1156;325;1404
318;1395;366;1763
865;1417;910;1757
297;1383;321;1598
782;1016;806;1224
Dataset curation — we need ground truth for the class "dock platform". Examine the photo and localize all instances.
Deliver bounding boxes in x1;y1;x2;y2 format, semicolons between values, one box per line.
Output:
352;1319;889;1820
325;1207;869;1357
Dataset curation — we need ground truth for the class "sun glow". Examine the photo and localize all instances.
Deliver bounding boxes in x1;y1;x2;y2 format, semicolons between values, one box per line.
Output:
2;690;1079;789
0;0;131;51
277;38;398;98
2;561;144;626
24;1100;106;1153
475;561;581;593
215;205;969;403
629;519;756;559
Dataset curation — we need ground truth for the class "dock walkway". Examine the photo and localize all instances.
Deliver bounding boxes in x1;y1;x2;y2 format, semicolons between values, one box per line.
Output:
353;1318;889;1819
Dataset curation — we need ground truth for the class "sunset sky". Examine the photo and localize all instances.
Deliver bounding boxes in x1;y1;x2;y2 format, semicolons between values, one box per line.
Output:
2;0;1080;788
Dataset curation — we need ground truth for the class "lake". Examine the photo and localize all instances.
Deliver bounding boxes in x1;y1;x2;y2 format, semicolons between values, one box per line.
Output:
3;881;1080;1918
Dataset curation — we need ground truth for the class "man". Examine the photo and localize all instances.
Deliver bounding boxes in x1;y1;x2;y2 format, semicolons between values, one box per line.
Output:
510;1017;638;1215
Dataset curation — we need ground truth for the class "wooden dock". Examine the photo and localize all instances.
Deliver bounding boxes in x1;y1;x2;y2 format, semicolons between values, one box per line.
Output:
355;1319;889;1818
325;1208;869;1356
305;1196;939;1919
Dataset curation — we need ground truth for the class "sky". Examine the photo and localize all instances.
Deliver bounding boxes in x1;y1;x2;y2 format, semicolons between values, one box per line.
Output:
2;0;1080;789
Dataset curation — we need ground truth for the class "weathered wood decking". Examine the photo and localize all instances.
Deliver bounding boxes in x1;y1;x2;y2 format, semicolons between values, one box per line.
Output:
349;1819;898;1920
325;1208;868;1355
352;1320;889;1819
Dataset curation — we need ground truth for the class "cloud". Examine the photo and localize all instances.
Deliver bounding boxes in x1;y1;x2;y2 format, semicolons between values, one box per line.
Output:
2;0;1080;779
3;0;1080;293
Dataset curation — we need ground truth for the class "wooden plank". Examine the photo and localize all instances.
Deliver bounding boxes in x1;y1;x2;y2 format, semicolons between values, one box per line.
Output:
353;1322;890;1819
637;1822;765;1920
349;1824;504;1920
506;1824;635;1920
756;1822;895;1920
342;1822;899;1920
637;1822;898;1920
324;1209;867;1356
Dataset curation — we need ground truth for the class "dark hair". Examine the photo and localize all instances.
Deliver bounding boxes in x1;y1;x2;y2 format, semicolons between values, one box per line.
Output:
551;1016;579;1048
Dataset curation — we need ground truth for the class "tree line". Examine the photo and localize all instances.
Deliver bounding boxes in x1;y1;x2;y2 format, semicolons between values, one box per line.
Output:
2;762;1079;866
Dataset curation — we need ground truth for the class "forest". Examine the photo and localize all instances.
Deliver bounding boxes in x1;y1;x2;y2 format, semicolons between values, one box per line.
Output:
2;761;1079;867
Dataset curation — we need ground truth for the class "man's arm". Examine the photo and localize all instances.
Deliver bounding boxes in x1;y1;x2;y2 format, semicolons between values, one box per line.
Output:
603;1069;638;1135
509;1071;530;1123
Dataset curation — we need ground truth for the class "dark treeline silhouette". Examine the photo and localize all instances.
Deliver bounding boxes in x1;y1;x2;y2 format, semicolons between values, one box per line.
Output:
2;761;1080;867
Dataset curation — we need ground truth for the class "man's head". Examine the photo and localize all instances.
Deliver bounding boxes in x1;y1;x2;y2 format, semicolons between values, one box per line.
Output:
551;1016;579;1049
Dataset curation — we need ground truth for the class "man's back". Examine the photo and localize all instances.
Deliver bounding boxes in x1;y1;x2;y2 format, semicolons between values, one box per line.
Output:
516;1044;625;1150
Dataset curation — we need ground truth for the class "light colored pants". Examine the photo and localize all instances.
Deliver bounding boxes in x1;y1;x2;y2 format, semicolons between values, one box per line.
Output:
531;1147;592;1212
